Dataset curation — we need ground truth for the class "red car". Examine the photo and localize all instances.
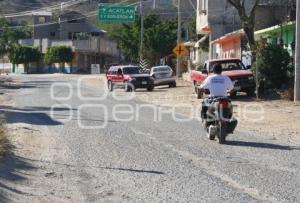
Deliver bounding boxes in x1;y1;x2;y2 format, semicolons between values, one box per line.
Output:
106;65;155;92
191;58;255;97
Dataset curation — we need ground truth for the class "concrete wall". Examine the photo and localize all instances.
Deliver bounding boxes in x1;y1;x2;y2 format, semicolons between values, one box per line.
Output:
255;5;290;31
17;37;120;74
215;39;242;59
33;11;103;40
0;63;13;74
197;0;290;40
59;22;100;40
197;0;241;38
196;0;209;35
33;23;58;40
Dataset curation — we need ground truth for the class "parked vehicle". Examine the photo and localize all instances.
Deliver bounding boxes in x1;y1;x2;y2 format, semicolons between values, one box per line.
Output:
104;63;119;73
150;66;176;88
201;96;238;144
191;59;255;98
106;65;154;92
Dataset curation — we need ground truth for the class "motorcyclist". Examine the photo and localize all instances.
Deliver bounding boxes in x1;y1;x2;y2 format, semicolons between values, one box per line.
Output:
200;64;234;97
199;64;234;129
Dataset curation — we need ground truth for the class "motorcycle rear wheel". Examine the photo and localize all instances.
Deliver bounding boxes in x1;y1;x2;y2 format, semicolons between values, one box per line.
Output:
218;122;227;144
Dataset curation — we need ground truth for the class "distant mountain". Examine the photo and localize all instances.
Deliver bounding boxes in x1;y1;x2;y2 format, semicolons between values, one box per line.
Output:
0;0;196;25
0;0;196;18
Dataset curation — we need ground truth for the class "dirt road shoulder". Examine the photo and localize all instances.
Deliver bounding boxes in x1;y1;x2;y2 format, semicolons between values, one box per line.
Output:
85;75;300;145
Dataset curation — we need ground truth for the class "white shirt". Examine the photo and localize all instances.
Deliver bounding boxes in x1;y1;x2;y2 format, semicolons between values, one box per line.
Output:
200;74;234;97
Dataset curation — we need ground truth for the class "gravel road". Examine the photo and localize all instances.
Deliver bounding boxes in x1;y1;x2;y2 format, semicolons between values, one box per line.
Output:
0;74;299;203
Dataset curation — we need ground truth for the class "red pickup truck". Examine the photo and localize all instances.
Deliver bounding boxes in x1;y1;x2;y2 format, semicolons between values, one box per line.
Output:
191;58;255;98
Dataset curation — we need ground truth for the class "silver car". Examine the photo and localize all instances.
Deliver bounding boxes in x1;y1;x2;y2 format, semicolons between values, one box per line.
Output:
150;66;176;88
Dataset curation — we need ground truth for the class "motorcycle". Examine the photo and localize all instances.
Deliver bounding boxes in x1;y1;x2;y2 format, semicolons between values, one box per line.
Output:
201;96;238;144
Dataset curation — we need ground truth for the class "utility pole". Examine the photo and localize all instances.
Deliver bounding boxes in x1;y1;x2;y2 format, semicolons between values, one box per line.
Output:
32;14;35;39
140;0;144;62
153;0;156;9
176;0;181;78
256;55;259;99
59;2;65;40
295;0;300;101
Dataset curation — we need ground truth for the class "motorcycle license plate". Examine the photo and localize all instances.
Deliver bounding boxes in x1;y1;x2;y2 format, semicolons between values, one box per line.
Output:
234;86;241;91
142;81;147;85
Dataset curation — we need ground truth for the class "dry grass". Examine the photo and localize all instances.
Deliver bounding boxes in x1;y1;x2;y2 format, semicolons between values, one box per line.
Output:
280;88;294;101
0;115;8;158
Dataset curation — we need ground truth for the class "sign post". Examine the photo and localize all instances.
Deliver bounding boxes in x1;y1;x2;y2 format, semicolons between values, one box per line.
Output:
176;0;181;78
295;0;300;101
98;4;135;23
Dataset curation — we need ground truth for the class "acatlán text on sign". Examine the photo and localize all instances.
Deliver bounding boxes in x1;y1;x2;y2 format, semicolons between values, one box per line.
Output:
98;4;135;23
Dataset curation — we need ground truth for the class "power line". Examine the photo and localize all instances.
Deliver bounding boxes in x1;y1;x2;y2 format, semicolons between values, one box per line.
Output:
4;0;202;30
3;0;89;18
5;0;136;29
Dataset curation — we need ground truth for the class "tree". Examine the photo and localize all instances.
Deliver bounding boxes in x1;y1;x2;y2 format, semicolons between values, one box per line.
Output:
188;17;198;41
227;0;260;53
44;46;73;72
143;15;177;64
254;39;291;90
0;17;31;56
8;45;41;73
107;14;177;64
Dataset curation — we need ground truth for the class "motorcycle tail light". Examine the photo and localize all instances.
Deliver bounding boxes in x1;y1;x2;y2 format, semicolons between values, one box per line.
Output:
218;100;229;108
208;107;215;112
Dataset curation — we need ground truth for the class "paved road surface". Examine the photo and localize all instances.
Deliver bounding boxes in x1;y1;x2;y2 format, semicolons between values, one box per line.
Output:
0;75;299;203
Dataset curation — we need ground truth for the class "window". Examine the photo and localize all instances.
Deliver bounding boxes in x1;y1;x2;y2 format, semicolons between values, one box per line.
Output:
68;32;73;40
50;32;55;37
68;19;81;23
209;60;246;72
91;32;100;37
123;67;141;74
153;66;172;72
38;17;46;24
108;67;117;75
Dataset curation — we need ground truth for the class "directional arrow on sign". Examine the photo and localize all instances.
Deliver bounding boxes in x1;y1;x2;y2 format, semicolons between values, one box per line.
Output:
173;43;188;57
98;4;135;23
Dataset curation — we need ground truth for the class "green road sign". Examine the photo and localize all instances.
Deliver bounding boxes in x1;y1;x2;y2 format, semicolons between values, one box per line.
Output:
98;4;135;23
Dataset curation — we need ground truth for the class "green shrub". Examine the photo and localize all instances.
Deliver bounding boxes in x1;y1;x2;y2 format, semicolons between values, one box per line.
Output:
8;45;41;73
44;46;73;65
254;42;291;89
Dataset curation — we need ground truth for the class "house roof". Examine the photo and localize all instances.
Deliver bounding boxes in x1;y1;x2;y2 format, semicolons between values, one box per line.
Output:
206;58;241;63
59;11;105;34
184;41;196;47
87;23;105;33
210;21;296;45
211;29;244;44
59;11;86;20
255;21;296;36
32;11;52;16
195;35;209;48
